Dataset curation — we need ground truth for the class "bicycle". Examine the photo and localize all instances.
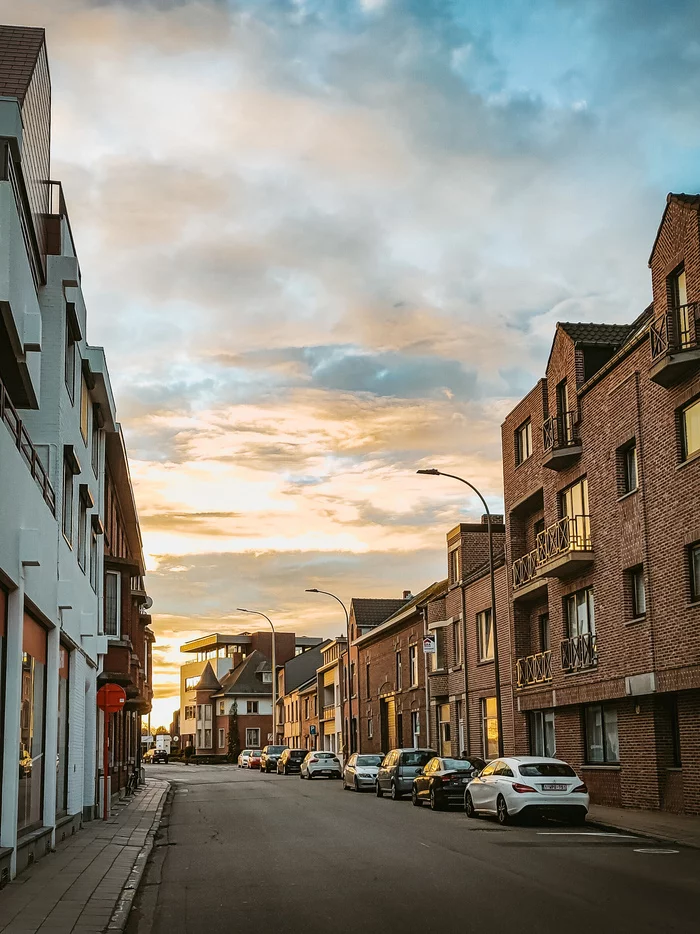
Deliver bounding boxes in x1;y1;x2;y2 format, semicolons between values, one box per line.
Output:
126;768;138;795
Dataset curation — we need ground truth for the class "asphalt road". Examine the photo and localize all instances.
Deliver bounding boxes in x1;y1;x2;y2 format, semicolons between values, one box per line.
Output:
129;763;700;934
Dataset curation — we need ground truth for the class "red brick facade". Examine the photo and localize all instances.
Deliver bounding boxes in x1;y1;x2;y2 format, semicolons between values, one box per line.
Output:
501;194;700;814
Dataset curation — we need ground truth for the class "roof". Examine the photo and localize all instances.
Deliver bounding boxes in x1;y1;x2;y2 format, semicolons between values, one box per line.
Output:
282;640;330;694
0;26;46;104
181;633;253;654
215;650;271;697
649;192;700;265
350;597;410;631
558;322;636;347
194;662;221;692
353;580;449;646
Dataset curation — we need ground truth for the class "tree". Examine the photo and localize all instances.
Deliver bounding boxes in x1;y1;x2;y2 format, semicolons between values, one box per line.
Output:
155;726;169;735
227;700;240;763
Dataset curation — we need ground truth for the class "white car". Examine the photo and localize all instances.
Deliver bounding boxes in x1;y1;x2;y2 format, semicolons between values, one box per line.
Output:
342;753;384;791
237;749;252;768
465;756;589;825
300;751;342;780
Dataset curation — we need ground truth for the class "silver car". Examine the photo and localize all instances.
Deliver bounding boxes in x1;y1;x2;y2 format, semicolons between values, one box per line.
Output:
342;753;384;791
376;748;436;800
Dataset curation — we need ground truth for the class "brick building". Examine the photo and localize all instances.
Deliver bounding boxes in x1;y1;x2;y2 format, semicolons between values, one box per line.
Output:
501;193;700;814
280;640;329;749
425;521;514;760
353;583;446;755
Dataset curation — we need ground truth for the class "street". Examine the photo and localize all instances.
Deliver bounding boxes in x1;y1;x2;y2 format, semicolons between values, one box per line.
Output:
129;764;700;934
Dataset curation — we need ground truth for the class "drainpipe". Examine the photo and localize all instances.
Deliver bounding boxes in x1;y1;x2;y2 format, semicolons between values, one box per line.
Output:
422;607;431;749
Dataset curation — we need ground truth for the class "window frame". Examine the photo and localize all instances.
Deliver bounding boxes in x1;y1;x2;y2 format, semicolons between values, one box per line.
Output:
620;440;638;495
690;542;700;602
62;457;74;545
80;374;90;444
515;418;533;465
584;703;619;765
565;586;595;638
64;321;75;402
247;700;259;714
366;661;371;699
246;727;260;748
452;619;462;666
104;570;121;638
477;608;494;662
395;650;402;690
448;546;460;585
367;718;373;739
408;644;418;687
480;697;499;760
680;397;700;461
529;710;556;757
630;565;646;618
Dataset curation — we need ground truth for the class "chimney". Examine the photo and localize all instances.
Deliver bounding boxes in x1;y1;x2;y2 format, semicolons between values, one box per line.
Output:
403;590;413;600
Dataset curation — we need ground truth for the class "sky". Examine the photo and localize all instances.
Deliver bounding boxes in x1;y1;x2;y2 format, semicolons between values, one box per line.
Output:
4;0;698;727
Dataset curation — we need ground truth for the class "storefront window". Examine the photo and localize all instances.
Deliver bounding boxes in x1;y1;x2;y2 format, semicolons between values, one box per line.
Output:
56;646;70;816
18;614;47;834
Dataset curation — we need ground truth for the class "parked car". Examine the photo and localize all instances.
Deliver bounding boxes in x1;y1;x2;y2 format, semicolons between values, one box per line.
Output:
277;749;307;774
412;755;486;810
300;751;342;779
343;753;384;791
465;756;589;825
260;745;288;773
237;749;252;768
247;750;262;769
143;747;169;764
376;749;436;800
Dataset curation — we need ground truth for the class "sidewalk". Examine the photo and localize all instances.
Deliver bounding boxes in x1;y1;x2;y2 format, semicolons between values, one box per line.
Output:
0;779;168;934
588;803;700;849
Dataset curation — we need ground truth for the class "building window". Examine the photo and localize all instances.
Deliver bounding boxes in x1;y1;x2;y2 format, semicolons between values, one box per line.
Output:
408;645;418;687
367;718;373;739
184;705;196;720
204;728;212;747
411;711;420;746
690;542;700;602
91;405;100;475
448;547;460;585
515;419;533;465
18;617;47;834
262;671;272;683
89;530;98;592
62;457;74;544
620;440;638;494
350;662;355;696
560;476;590;548
452;619;462;666
104;570;120;637
429;627;448;671
529;710;555;757
438;704;451;757
247;701;259;714
219;701;225;715
681;398;700;460
64;321;75;402
630;566;646;617
584;704;619;764
565;587;595;638
80;375;89;444
77;499;88;572
480;697;498;759
477;609;494;662
395;650;402;690
366;661;371;698
539;613;550;651
669;266;691;346
185;676;200;692
456;700;464;754
218;728;225;748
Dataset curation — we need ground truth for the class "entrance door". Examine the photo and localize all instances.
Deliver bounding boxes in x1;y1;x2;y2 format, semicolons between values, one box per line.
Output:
381;698;397;751
438;704;452;757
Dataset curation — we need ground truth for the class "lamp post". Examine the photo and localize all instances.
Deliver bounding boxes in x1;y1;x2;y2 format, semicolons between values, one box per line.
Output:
416;468;504;757
305;589;354;759
237;608;277;745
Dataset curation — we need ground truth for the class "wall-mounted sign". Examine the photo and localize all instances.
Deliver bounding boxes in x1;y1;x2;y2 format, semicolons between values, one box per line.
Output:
310;725;317;735
423;634;436;654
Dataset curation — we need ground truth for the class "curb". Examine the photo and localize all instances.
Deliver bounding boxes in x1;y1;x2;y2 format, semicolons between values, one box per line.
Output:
107;782;170;932
585;816;700;850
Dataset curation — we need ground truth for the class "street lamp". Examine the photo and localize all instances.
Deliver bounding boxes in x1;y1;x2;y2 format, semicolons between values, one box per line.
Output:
237;608;277;745
417;468;504;756
305;588;354;759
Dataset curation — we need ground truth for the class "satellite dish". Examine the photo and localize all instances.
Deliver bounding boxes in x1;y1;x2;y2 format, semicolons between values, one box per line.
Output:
143;596;153;610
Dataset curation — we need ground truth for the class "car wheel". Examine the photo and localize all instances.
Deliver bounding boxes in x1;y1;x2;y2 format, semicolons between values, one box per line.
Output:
411;787;421;807
430;789;443;812
354;778;360;793
497;795;510;825
390;782;402;801
465;792;477;818
309;771;315;780
376;782;383;798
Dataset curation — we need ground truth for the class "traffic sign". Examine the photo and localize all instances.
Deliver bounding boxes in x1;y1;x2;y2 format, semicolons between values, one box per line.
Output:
423;634;436;654
310;725;317;735
97;683;127;713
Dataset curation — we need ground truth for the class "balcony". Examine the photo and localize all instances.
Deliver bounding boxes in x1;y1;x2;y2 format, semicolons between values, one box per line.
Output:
512;515;593;598
516;650;552;687
0;378;56;514
560;632;597;673
322;705;335;721
542;411;582;470
649;303;700;387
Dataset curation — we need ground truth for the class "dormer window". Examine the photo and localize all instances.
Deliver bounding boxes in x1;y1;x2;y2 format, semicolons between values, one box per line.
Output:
262;671;272;683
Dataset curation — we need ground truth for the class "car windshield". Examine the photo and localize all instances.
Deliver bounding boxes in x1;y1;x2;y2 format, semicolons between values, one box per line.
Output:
356;755;382;766
401;752;433;767
267;746;286;754
518;762;576;777
442;758;477;771
315;753;336;759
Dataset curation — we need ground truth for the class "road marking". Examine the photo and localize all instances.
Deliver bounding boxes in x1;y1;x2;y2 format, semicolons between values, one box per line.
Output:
633;848;679;854
536;832;636;837
420;843;430;848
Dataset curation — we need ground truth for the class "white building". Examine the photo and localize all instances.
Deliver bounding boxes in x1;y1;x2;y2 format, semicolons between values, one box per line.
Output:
0;25;151;881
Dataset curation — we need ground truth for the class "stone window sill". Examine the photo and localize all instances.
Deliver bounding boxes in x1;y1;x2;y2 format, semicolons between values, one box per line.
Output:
625;616;647;626
677;448;700;471
617;488;638;503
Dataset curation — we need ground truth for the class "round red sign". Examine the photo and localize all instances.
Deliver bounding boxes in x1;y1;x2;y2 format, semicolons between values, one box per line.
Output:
97;683;127;713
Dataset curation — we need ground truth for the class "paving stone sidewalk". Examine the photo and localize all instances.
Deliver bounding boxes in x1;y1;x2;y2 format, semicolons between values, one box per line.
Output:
0;779;168;934
588;802;700;849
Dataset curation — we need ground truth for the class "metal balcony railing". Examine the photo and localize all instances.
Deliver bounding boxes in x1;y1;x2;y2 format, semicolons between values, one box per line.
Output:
516;650;552;687
560;632;597;672
543;410;580;452
0;379;56;514
650;303;699;359
512;515;591;590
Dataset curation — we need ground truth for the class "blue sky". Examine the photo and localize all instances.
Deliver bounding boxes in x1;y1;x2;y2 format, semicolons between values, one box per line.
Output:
4;0;697;722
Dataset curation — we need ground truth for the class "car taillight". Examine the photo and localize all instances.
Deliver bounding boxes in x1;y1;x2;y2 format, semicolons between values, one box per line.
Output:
310;758;319;763
573;783;588;793
512;782;537;794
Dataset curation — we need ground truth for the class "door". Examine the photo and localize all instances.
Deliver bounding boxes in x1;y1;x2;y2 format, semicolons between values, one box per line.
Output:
556;379;572;442
562;477;589;547
490;760;514;813
378;751;394;791
469;761;496;808
381;697;397;753
416;758;436;799
438;704;452;757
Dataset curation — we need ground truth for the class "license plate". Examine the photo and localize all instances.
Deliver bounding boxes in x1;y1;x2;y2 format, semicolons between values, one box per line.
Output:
542;783;568;791
320;770;331;775
461;777;468;783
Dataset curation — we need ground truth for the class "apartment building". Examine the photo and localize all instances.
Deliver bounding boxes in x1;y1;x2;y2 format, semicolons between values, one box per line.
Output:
0;25;152;880
353;583;446;755
316;638;346;754
501;193;700;814
280;640;328;749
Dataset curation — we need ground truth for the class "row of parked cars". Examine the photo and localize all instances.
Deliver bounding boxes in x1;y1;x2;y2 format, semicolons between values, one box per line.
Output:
241;744;590;825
